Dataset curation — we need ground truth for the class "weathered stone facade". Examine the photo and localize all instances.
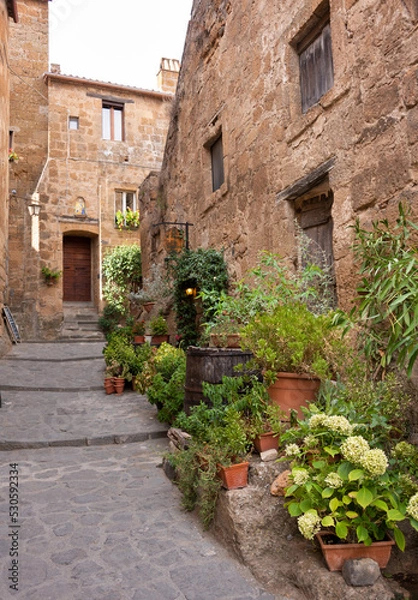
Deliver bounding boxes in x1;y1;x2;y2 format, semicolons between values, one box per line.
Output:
142;0;418;311
7;0;50;340
6;0;179;340
0;0;18;356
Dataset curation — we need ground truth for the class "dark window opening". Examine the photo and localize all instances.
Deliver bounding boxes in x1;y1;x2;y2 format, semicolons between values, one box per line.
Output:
211;135;224;192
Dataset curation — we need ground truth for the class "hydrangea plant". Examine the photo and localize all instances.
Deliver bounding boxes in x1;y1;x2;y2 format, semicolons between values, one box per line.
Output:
283;413;418;550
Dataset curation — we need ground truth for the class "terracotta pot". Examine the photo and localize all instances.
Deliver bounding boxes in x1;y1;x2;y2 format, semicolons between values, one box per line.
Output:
104;377;115;395
267;372;320;419
218;461;249;490
254;431;279;453
316;531;395;571
151;335;169;345
133;335;145;344
113;377;125;395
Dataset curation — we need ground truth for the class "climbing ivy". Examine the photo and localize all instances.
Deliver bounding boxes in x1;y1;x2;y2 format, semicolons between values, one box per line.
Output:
102;244;142;315
168;248;229;347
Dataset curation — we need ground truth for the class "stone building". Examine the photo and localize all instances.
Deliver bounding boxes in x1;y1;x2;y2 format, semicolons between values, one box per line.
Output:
0;0;18;356
141;0;418;311
5;0;179;342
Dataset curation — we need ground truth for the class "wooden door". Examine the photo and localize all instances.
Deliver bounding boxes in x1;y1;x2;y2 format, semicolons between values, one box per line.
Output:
63;236;91;301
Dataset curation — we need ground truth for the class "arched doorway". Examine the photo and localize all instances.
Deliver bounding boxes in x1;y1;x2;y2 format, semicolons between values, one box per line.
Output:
63;236;92;302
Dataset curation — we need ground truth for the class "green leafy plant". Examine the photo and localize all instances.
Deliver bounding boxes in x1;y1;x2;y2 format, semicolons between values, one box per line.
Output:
102;244;142;316
41;266;62;281
334;203;418;378
149;314;168;336
115;208;140;230
283;414;418;550
240;303;347;384
132;320;145;336
147;343;186;423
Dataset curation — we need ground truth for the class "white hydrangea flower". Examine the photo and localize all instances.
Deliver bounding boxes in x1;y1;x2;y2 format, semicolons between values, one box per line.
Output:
303;434;318;448
393;441;416;459
341;436;370;464
324;415;353;436
324;472;343;489
297;512;322;540
308;413;328;430
293;469;310;486
360;448;388;476
406;493;418;521
285;443;301;457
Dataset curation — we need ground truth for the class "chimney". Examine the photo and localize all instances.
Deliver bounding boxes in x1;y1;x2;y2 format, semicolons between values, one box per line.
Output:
157;58;180;94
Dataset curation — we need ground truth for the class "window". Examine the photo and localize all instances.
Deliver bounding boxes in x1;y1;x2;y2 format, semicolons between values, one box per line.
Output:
210;135;224;192
69;116;79;130
297;12;334;112
115;190;138;228
102;102;124;141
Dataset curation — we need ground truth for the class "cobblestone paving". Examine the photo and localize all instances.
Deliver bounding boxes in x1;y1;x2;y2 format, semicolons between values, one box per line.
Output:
0;343;283;599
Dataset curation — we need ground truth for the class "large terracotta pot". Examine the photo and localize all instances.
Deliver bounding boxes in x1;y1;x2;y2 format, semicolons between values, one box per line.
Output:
218;461;249;490
267;372;320;419
316;531;395;571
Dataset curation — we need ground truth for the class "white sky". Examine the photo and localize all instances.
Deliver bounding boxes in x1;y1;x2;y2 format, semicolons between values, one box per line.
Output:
49;0;193;91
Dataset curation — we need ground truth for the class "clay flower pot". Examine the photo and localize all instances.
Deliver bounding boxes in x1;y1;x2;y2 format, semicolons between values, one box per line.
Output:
254;431;279;453
217;461;249;490
267;372;321;419
104;377;115;395
316;531;395;571
113;377;125;395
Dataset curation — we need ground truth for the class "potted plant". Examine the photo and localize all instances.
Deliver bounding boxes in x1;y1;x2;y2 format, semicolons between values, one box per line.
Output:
240;302;346;418
149;314;169;345
41;266;62;286
282;413;418;570
104;361;120;394
132;320;146;344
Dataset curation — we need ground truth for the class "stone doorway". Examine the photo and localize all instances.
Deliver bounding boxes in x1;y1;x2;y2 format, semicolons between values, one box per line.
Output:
63;236;92;302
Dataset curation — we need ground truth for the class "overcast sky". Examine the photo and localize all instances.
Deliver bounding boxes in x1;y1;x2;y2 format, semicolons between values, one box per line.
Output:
49;0;193;90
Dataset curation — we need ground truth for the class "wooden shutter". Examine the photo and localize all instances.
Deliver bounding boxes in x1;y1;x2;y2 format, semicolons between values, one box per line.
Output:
299;23;334;113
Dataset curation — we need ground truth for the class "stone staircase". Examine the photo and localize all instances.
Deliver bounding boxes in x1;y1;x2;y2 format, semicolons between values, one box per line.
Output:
60;302;105;341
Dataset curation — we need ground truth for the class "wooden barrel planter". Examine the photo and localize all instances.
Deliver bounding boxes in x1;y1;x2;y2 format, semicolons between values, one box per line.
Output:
184;346;253;414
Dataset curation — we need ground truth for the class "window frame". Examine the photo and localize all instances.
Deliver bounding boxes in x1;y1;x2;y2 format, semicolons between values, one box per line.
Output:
114;190;137;227
69;116;79;130
102;102;124;141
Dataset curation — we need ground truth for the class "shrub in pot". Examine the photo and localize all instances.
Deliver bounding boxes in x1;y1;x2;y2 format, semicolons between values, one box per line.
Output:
282;413;418;570
240;302;347;417
146;343;186;423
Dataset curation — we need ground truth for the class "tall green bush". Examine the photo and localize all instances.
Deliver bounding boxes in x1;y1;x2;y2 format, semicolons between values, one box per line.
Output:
336;203;418;378
102;244;142;316
168;248;229;347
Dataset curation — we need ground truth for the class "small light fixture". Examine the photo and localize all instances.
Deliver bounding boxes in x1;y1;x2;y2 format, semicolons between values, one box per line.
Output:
28;203;41;217
185;287;197;297
28;192;41;216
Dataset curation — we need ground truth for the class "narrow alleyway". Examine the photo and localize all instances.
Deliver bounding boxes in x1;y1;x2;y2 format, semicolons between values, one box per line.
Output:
0;342;281;600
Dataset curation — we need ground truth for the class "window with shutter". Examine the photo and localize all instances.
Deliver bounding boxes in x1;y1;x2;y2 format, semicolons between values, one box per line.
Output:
298;16;334;112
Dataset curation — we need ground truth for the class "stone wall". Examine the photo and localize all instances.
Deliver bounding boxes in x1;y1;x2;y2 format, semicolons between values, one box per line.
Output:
7;0;50;339
0;0;17;356
148;0;418;310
